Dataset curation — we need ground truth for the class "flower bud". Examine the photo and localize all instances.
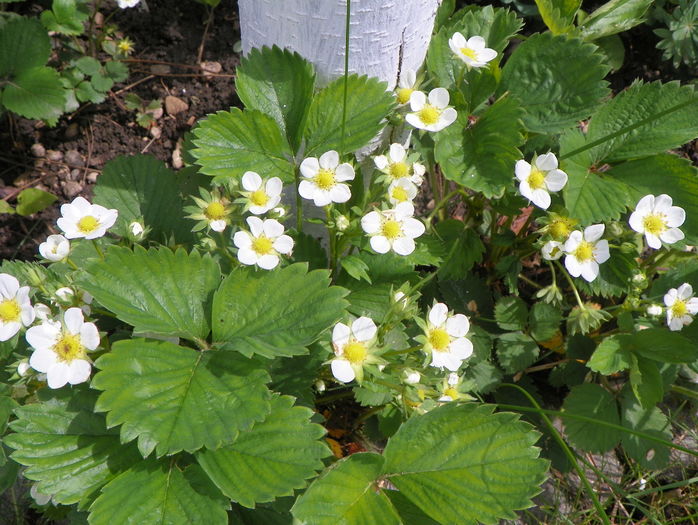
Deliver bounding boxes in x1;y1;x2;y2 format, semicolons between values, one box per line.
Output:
647;304;663;316
403;369;421;384
335;214;350;232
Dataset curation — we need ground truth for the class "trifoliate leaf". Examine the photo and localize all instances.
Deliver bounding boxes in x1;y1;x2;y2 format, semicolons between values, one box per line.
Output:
92;339;271;457
191;108;294;183
383;403;547;524
497;332;540;374
236;46;315;152
304;74;395;156
500;33;610;133
212;264;348;358
94;155;192;243
79;246;220;341
495;296;528;331
436;95;524;198
579;0;652;39
196;395;329;508
529;302;562;341
5;388;140;509
2;66;67;122
585;81;698;163
0;17;50;76
292;453;401;525
587;334;633;374
562;383;622;453
535;0;581;34
629;354;664;409
620;391;671;469
88;460;229;525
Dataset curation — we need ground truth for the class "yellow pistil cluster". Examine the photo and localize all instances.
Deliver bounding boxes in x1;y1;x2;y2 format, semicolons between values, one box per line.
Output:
671;300;688;318
0;299;20;323
343;340;367;364
443;386;459;399
117;38;135;56
204;201;227;221
428;328;450;352
460;47;477;60
388;162;409;179
642;213;667;235
251;236;274;256
396;88;413;105
527;167;546;190
77;216;99;234
54;333;84;362
314;169;335;190
573;241;594;262
381;219;402;240
390;186;409;203
418;105;441;126
548;216;576;241
250;189;269;207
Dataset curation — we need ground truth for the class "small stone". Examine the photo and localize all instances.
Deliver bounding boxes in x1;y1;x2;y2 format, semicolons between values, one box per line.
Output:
150;107;164;120
65;150;85;167
149;126;162;139
62;180;82;198
46;150;63;162
171;138;183;169
200;61;222;78
87;172;99;184
30;143;46;158
64;122;79;139
165;95;189;116
69;169;82;181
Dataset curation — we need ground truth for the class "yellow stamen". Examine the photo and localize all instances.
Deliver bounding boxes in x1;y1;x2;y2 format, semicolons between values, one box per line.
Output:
314;169;335;191
54;333;84;362
388;162;409;179
671;300;688;318
549;219;573;241
527;167;546;190
77;216;99;234
642;214;666;235
250;189;269;207
396;87;414;105
0;299;21;323
251;236;274;256
381;220;402;240
205;201;227;221
344;341;367;364
418;105;441;125
443;387;459;399
429;328;450;351
573;240;594;262
460;47;478;60
391;186;409;203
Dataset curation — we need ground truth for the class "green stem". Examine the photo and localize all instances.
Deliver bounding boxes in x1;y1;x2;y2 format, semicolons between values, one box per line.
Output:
295;167;303;232
91;240;105;260
383;345;421;357
670;384;698;401
326;207;337;277
500;384;611;525
426;189;466;223
518;273;542;289
65;257;80;271
339;0;351;157
555;260;584;309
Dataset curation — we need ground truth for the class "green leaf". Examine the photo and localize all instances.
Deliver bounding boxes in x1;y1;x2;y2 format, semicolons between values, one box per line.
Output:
495;296;528;331
340;254;372;283
92;339;271;457
580;0;653;40
576;248;637;298
435;95;524;198
2;66;67;122
292;453;401;525
534;0;581;34
75;56;101;76
75;79;105;104
104;60;128;82
236;46;315;152
500;33;610;133
15;187;56;216
212;264;348;358
587;334;633;374
529;302;562;341
384;491;440;525
595;34;626;71
610;154;698;244
0;17;50;76
41;0;88;35
433;220;485;279
629;355;663;408
562;384;622;452
304;74;395;156
191;108;294;183
292;232;328;270
5;388;140;509
197;395;329;508
585;81;698;163
383;403;547;524
620;391;671;469
628;328;698;364
497;332;540;374
89;460;229;525
93;155;193;243
91;72;114;93
79;246;220;341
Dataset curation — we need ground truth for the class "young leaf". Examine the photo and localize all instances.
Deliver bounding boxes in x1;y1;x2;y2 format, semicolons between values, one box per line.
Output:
291;453;401;525
236;46;315;152
191;108;294;183
629;355;664;409
620;391;671;469
383;403;547;524
212;264;348;358
5;388;140;509
92;339;271;457
15;188;57;216
496;332;540;374
89;460;229;525
93;155;193;243
587;334;633;374
340;254;372;284
0;17;50;76
2;66;67;122
304;74;395;156
495;296;528;331
435;95;524;198
196;395;329;508
580;0;654;40
561;383;622;453
500;33;610;133
79;246;220;341
534;0;581;34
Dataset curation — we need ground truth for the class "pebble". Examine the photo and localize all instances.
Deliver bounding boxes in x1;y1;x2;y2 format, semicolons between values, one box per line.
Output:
87;172;99;184
61;180;82;198
65;150;85;167
30;143;46;158
69;169;82;181
46;150;63;162
150;126;162;139
165;95;189;116
64;123;80;139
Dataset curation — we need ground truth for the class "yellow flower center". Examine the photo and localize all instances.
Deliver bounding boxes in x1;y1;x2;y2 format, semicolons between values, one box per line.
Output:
418;104;441;125
429;328;450;351
314;169;336;191
391;185;409;203
381;219;402;240
250;189;269;207
205;201;227;221
117;39;134;54
460;47;478;60
0;299;21;323
388;161;409;179
77;216;99;234
344;341;367;364
251;236;274;256
527;167;546;190
549;219;573;241
53;333;84;362
642;213;666;236
573;240;594;262
396;87;414;105
671;299;688;318
443;387;459;399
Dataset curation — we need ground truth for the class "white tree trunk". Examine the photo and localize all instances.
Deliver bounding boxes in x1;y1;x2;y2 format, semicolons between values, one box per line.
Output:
238;0;441;89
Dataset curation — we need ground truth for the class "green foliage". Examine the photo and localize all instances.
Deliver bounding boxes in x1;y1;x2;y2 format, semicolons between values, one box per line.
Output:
92;339;271;457
15;188;57;216
654;0;698;68
562;384;622;452
41;0;88;35
620;392;672;469
529;302;562;341
588;334;633;374
535;0;581;34
495;296;528;331
580;0;653;40
433;220;485;278
0;17;50;76
497;332;540;374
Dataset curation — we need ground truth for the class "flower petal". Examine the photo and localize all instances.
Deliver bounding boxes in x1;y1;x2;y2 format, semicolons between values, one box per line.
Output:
247;216;264;237
370;235;391;254
262;219;284;239
361;212;382;234
665;206;686;228
429;303;448;327
544;170;568;192
330;184;352;203
273;235;294;254
409;90;427;111
428;88;450;109
449;337;474;360
298;180;317;200
535;152;558;171
392;237;415;256
68;360;92;385
446;314;470;337
515;160;531;182
335;163;355;182
332;322;351;349
584;223;605;242
352;317;377;342
237;247;258;266
402;218;425;239
660;228;685;245
300;157;320;178
319;150;339;170
257;254;280;270
242;171;262;191
389;143;406;163
331;358;355;383
80;322;100;351
29;348;57;373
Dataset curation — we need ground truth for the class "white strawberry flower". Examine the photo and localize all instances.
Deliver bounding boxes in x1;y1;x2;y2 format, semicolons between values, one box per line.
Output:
387;178;418;206
448;33;497;68
628;194;685;249
515;153;568;210
240;171;283;215
0;274;34;342
299;151;354;207
233;216;294;270
361;202;425;256
406;88;457;132
664;283;698;331
57;196;118;240
117;0;140;8
423;303;473;371
39;234;70;262
26;307;99;389
541;240;564;261
563;224;610;282
374;143;425;185
395;69;417;106
330;317;378;384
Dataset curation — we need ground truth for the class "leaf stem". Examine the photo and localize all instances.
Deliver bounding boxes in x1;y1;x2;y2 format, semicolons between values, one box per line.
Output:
295;166;303;232
91;240;105;260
